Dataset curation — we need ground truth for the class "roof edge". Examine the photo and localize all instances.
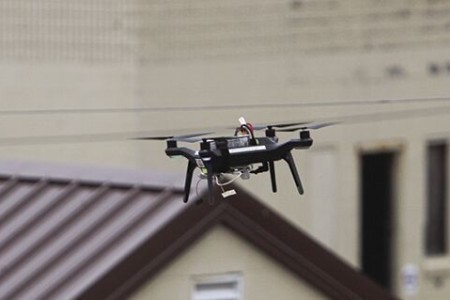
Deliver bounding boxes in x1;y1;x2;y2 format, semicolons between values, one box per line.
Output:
0;159;185;192
222;188;397;300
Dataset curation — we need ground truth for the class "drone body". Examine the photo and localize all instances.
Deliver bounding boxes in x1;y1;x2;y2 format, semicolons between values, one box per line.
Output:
160;118;314;203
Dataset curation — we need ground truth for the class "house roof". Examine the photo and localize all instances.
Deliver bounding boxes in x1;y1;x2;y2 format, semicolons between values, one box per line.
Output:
0;160;395;300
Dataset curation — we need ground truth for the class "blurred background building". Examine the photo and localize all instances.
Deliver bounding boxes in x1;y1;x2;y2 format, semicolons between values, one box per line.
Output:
1;0;450;299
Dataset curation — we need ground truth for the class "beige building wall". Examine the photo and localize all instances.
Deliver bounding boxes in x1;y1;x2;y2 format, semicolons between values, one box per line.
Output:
0;0;143;166
2;1;450;299
130;226;328;300
135;2;450;298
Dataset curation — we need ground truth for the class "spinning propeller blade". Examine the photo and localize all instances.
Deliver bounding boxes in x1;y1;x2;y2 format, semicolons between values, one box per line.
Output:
253;121;311;131
276;121;338;132
133;132;214;142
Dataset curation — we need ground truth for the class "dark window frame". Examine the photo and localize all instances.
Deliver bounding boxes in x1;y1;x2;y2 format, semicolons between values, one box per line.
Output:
425;140;448;256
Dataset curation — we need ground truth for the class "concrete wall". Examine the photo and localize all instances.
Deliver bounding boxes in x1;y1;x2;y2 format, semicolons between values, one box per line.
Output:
0;0;142;166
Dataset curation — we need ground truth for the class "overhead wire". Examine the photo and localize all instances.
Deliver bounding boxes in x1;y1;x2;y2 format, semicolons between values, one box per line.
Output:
2;103;450;146
0;131;159;146
1;96;450;115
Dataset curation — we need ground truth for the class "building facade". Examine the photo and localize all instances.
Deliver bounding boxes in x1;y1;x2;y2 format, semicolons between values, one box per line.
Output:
2;1;450;298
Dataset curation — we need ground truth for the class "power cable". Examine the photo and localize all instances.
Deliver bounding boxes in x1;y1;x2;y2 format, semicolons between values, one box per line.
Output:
2;104;450;146
1;96;450;115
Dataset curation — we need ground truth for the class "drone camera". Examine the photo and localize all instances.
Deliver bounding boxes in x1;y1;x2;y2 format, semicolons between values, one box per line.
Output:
241;168;251;180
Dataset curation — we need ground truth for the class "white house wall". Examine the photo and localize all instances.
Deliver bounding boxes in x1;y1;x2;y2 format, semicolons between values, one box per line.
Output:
130;226;328;300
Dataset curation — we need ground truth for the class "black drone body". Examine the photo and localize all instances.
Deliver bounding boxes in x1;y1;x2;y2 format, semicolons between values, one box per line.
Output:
161;120;315;203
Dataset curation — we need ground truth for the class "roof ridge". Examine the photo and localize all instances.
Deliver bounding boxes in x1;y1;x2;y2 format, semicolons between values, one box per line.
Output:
0;159;184;191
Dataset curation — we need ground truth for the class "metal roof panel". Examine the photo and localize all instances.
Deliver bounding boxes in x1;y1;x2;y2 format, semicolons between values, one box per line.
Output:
0;160;188;300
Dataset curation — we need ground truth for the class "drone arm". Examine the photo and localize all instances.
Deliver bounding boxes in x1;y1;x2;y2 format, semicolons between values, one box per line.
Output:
283;152;304;195
278;138;313;154
165;147;198;161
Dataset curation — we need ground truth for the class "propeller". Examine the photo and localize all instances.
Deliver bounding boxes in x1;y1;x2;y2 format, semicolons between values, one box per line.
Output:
276;121;338;132
252;121;312;131
132;132;214;143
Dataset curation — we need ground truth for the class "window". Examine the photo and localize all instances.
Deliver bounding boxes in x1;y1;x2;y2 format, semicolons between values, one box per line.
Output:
192;273;243;300
360;152;397;290
425;141;448;256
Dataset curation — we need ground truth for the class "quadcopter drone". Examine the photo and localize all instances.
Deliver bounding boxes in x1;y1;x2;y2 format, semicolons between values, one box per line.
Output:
142;118;332;203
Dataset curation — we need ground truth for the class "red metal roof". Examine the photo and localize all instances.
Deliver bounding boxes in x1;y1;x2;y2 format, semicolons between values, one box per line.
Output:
0;160;396;300
0;160;190;300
